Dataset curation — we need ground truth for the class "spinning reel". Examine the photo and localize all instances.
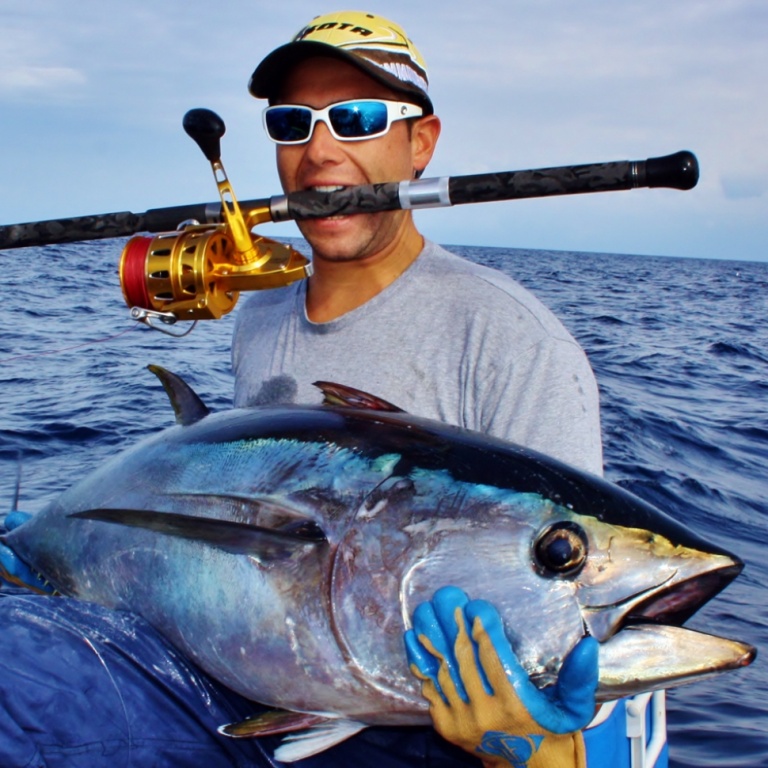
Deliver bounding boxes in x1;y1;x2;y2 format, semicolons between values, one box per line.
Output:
119;109;311;334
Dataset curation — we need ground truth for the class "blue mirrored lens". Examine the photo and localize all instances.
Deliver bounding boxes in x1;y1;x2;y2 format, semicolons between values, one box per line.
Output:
328;102;388;137
265;107;312;142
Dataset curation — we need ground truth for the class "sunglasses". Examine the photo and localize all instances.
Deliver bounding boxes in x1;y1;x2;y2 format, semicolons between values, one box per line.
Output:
262;99;424;144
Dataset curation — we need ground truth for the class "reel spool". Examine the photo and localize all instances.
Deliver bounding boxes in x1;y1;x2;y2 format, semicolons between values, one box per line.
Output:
121;226;237;321
120;108;311;331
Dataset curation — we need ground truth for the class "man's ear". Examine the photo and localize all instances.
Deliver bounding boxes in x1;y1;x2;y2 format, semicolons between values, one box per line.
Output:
411;114;441;177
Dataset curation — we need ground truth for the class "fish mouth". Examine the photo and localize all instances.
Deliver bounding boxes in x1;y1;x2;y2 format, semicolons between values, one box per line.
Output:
582;554;743;641
596;623;756;700
625;561;743;627
585;557;756;699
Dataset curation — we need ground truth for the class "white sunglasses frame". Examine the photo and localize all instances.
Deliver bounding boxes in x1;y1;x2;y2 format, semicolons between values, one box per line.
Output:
262;99;424;145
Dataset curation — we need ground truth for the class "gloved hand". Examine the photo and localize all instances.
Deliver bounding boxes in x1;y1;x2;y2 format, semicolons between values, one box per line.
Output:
404;586;597;768
0;511;55;594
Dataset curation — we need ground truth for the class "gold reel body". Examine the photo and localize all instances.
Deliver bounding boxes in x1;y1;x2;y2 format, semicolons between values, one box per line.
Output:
120;224;311;321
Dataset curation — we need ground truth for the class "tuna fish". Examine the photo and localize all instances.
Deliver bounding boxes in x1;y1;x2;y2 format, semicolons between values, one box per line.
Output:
4;367;754;759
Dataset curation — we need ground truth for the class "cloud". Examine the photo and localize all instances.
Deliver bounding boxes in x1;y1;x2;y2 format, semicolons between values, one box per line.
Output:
721;174;766;201
0;7;87;97
0;65;86;93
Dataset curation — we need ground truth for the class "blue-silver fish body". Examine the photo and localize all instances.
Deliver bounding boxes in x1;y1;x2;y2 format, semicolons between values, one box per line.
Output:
5;372;753;734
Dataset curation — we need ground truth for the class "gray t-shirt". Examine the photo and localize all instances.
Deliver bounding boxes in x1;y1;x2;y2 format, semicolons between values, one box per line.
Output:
232;240;603;474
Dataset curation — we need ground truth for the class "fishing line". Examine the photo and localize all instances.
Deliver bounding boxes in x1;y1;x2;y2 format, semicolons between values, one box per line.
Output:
0;324;141;365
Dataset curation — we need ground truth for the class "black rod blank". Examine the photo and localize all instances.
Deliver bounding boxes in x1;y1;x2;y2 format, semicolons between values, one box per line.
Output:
0;151;698;251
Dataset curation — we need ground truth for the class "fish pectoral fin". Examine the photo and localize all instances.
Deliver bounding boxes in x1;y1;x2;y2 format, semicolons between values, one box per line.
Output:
69;508;327;559
313;381;404;412
148;364;210;426
219;710;367;762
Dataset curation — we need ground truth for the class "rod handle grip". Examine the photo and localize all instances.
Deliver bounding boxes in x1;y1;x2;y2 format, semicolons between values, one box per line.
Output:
645;151;699;190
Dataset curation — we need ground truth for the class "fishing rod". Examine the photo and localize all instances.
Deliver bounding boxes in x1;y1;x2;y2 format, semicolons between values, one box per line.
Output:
0;108;699;333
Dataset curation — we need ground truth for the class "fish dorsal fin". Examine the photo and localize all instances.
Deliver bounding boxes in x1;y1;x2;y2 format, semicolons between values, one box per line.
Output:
313;381;404;412
69;509;326;562
219;710;366;762
148;364;210;426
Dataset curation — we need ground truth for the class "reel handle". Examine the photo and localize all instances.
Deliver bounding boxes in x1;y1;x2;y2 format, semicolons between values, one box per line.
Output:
183;108;260;264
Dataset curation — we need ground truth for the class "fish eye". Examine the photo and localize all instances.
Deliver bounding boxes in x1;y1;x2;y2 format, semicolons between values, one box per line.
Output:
533;521;588;577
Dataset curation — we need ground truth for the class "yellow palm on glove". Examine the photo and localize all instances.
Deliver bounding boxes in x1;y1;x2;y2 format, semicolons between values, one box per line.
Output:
405;586;598;768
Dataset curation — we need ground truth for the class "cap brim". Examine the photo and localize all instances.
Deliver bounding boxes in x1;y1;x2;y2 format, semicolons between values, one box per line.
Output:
248;41;433;114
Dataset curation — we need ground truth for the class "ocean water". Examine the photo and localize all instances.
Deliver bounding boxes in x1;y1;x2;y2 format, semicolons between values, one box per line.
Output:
1;238;766;766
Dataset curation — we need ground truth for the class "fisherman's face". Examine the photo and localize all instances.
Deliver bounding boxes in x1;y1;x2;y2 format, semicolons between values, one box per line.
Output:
273;57;437;264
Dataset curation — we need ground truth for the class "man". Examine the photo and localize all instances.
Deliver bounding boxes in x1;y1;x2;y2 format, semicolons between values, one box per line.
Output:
232;13;602;473
0;10;610;768
232;10;607;768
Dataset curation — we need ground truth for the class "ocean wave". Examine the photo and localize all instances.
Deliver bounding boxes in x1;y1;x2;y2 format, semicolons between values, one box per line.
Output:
1;241;766;766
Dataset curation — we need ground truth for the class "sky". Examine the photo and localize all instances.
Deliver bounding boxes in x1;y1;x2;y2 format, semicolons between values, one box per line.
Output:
1;0;766;262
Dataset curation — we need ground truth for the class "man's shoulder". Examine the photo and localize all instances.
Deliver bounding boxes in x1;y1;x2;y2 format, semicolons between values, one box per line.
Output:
416;241;569;335
418;241;533;298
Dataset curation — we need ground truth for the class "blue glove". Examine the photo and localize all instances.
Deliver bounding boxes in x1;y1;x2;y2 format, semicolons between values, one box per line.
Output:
405;586;597;767
0;511;55;594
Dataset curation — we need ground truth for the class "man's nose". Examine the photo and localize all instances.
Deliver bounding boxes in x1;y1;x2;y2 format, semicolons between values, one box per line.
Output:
303;119;344;159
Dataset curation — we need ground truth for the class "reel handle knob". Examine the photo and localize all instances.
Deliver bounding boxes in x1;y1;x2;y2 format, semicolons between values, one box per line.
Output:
183;108;225;162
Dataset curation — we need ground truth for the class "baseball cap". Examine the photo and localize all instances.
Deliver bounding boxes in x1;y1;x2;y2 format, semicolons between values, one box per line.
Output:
249;11;433;114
